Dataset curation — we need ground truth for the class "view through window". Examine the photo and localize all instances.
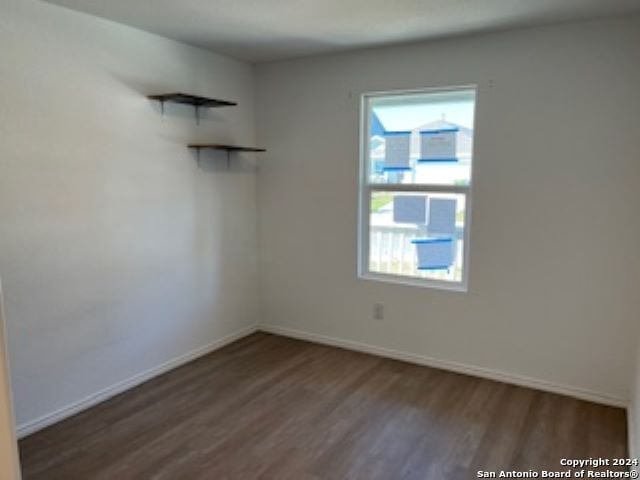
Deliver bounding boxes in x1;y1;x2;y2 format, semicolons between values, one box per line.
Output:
358;87;476;290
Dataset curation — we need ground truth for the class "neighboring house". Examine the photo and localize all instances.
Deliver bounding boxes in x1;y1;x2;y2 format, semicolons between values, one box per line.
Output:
370;116;473;176
370;112;385;167
411;119;473;161
371;117;473;161
370;111;386;137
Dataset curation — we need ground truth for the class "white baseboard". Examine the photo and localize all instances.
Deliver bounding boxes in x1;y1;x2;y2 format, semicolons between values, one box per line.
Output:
17;325;258;438
16;323;628;441
258;324;627;409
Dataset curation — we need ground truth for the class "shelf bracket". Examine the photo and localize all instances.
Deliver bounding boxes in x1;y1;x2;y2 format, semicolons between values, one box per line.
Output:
160;100;165;118
195;106;200;125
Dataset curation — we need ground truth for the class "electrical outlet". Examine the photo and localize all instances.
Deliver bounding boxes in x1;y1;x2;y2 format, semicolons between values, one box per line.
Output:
373;303;384;321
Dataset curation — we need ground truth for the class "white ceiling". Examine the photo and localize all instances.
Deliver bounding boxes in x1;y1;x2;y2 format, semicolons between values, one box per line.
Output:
44;0;640;62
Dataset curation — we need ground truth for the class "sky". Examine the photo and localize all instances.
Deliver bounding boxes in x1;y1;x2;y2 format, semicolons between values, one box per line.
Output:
374;100;475;131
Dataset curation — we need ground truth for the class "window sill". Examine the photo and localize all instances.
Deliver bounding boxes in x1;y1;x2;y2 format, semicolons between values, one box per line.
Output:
358;271;468;292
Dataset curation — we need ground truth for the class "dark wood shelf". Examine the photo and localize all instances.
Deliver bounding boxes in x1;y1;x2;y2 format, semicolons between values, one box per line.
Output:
148;93;237;108
148;93;237;122
188;144;266;152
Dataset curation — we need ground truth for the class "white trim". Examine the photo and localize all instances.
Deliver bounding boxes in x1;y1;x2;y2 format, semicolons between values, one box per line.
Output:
0;280;21;479
15;322;630;444
628;352;638;461
361;271;468;292
629;407;637;461
359;84;479;101
369;184;471;194
258;324;627;408
357;85;477;292
16;325;258;438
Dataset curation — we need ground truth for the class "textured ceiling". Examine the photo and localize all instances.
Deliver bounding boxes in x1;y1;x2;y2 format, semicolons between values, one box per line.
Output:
44;0;640;62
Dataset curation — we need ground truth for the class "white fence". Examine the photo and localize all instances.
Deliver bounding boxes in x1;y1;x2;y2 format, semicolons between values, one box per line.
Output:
369;225;463;281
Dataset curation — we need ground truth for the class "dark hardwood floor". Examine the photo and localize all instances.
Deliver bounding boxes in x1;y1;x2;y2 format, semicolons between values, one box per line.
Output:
19;332;628;479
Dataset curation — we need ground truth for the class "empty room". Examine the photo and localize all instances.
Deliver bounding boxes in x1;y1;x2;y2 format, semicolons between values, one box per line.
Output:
1;0;640;478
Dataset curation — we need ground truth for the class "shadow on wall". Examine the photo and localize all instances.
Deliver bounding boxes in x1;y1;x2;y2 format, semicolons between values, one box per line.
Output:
107;72;235;124
193;150;258;174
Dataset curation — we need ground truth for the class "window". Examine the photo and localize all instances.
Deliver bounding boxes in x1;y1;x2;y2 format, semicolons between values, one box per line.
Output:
358;87;476;291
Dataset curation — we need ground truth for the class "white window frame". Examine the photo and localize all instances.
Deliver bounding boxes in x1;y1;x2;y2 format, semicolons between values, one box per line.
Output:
357;85;477;292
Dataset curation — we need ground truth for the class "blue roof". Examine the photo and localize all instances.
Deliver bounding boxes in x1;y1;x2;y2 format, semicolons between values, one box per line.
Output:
371;112;386;136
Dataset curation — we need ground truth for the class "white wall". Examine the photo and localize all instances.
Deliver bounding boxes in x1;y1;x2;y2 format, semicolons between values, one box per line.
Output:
2;0;638;445
256;17;640;404
0;0;259;432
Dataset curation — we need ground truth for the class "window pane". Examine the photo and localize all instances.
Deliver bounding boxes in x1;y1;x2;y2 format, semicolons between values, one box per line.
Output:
368;89;475;186
368;191;466;283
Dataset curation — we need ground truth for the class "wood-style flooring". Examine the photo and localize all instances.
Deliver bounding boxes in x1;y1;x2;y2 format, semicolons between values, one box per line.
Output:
19;332;628;479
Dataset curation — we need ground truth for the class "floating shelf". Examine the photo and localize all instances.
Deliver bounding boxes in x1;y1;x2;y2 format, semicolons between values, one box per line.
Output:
148;93;237;108
188;144;266;152
188;144;266;163
148;93;237;122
